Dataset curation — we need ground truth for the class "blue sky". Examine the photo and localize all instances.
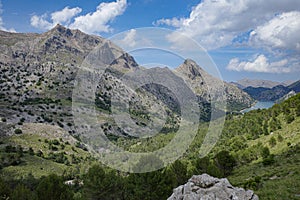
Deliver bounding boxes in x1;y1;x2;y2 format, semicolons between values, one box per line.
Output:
1;0;300;82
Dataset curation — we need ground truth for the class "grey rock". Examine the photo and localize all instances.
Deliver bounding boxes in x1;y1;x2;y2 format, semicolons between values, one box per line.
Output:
175;59;254;111
168;174;259;200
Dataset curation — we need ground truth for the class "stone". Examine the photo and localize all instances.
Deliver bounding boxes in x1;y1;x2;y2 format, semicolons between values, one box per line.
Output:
168;174;259;200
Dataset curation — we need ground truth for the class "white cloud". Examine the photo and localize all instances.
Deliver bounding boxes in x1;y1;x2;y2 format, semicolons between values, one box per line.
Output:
155;17;184;28
51;7;82;25
31;6;82;30
30;14;53;30
69;0;127;34
155;0;300;74
227;55;292;73
30;0;127;34
120;29;137;47
156;0;300;50
250;11;300;52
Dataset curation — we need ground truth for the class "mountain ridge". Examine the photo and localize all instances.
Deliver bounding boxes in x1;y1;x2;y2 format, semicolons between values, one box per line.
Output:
243;80;300;101
0;25;253;140
232;78;293;89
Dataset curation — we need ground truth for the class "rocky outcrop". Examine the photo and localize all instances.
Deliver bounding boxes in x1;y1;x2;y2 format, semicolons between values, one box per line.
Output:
168;174;259;200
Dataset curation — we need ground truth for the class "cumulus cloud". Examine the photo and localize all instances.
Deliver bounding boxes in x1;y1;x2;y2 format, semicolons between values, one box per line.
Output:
155;0;300;74
156;0;300;50
69;0;127;34
226;55;292;73
51;7;82;25
120;29;137;47
30;14;53;30
30;0;127;34
31;6;82;30
250;11;300;52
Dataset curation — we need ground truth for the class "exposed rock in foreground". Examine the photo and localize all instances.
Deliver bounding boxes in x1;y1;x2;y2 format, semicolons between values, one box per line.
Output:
168;174;259;200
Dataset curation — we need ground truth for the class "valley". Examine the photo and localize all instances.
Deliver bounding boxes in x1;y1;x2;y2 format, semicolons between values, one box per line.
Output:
0;25;299;199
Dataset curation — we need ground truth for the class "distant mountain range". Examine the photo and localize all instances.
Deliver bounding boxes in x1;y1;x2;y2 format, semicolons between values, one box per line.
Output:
231;78;294;89
241;80;300;101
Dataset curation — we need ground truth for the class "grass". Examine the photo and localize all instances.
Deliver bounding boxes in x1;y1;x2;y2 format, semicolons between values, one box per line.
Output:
0;123;94;178
1;155;68;178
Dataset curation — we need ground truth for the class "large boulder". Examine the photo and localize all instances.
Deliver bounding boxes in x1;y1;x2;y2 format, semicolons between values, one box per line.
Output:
168;174;259;200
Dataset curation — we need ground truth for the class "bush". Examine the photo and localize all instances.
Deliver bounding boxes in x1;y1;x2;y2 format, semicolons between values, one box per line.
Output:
14;129;23;134
28;147;35;156
243;176;262;190
262;154;275;166
36;150;44;157
261;146;270;159
277;134;284;142
51;139;60;145
214;150;236;177
269;136;277;147
285;114;295;124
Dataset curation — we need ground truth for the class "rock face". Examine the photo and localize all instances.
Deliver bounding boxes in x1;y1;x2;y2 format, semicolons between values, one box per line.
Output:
175;59;254;111
168;174;259;200
0;24;140;136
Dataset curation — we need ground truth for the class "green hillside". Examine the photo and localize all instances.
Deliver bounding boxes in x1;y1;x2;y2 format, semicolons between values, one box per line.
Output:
0;94;299;199
0;123;95;178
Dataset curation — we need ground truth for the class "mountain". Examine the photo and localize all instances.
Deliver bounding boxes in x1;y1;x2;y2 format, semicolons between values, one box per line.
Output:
0;24;140;135
0;25;254;141
242;80;300;101
175;59;254;111
288;80;300;93
243;85;290;101
232;78;291;89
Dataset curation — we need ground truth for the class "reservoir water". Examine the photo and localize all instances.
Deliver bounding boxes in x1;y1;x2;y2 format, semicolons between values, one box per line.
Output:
241;101;274;113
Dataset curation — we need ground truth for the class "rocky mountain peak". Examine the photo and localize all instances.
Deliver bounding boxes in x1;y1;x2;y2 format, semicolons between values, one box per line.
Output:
48;24;73;37
176;59;206;79
174;59;254;110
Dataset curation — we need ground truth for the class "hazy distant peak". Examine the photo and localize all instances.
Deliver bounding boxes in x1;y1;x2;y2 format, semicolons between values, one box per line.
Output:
233;78;290;89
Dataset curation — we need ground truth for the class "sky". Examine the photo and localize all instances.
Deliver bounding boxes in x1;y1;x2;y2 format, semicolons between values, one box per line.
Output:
0;0;300;82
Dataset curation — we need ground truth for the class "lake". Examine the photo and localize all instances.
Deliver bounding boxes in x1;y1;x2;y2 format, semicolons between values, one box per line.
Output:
241;101;275;113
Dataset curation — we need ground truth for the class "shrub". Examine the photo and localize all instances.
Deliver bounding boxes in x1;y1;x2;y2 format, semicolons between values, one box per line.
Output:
36;150;44;157
243;176;262;190
51;139;60;145
277;134;284;142
261;146;270;159
269;136;277;147
262;154;275;166
28;147;35;156
285;114;295;124
214;150;236;177
14;129;23;134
